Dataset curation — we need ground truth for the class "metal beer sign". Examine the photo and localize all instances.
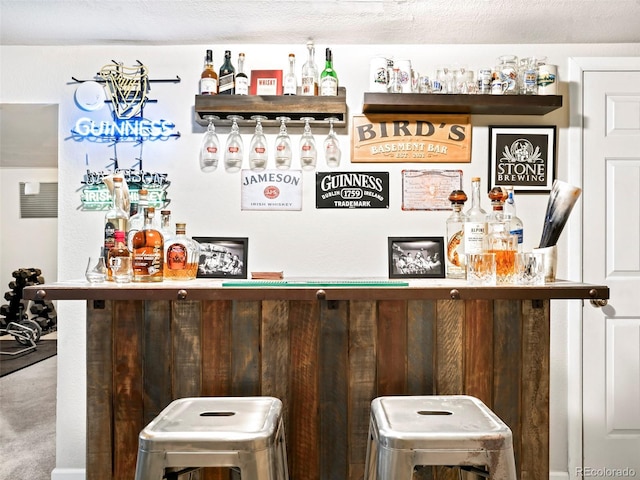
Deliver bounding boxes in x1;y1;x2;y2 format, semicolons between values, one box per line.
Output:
316;172;389;209
351;114;471;163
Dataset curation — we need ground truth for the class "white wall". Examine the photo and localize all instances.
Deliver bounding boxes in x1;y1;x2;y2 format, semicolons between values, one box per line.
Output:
0;168;58;294
2;43;640;479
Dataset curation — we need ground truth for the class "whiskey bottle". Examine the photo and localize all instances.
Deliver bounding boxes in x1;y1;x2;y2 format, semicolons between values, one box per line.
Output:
107;230;131;282
131;207;164;282
200;49;218;95
283;53;297;95
164;223;201;281
218;50;235;94
445;190;467;279
503;186;524;251
104;177;129;259
463;177;487;255
235;53;249;96
301;41;318;96
127;188;148;250
486;186;507;228
320;48;338;96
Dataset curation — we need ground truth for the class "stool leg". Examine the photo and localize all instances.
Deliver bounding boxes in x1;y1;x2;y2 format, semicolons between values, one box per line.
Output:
239;449;272;480
378;446;414;480
134;449;166;480
364;422;377;480
488;447;517;480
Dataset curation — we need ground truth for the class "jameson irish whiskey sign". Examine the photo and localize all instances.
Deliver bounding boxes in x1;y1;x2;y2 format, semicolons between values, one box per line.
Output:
241;169;302;211
351;114;471;163
316;172;389;209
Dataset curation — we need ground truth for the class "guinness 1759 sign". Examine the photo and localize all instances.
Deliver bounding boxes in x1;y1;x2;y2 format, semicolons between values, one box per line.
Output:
351;114;471;163
316;172;389;209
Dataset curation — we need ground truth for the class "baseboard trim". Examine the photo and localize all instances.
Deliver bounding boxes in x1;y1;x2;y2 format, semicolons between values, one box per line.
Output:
51;468;85;480
551;471;570;480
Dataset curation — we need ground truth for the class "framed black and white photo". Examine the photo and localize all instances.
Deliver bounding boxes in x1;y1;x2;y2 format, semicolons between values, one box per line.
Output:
193;237;248;279
488;125;556;193
388;237;445;279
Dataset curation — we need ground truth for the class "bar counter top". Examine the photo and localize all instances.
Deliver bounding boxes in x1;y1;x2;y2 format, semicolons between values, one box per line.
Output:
24;277;609;302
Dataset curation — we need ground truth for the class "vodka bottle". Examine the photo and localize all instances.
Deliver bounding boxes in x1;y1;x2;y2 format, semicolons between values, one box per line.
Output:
218;50;235;94
283;53;297;95
463;177;487;255
301;41;318;96
235;53;249;95
446;190;468;279
320;47;338;96
504;186;524;251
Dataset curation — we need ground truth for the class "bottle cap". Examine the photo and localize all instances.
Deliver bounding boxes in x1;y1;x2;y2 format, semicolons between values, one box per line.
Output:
448;190;467;204
488;186;507;204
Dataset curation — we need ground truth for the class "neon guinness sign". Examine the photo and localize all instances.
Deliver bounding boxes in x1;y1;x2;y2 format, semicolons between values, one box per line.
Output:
71;117;178;141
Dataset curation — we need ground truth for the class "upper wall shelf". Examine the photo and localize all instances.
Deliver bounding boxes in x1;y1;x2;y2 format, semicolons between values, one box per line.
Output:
362;93;563;116
195;87;348;128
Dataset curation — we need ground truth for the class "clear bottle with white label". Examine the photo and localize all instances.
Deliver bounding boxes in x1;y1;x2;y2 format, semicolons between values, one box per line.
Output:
235;53;249;96
503;186;524;251
301;41;318;96
283;53;297;95
464;177;487;255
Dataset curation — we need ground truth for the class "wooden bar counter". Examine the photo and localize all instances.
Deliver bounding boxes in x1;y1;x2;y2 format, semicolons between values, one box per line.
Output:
25;279;609;480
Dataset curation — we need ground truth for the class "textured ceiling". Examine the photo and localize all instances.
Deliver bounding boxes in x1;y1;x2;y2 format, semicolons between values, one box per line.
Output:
2;0;640;46
2;0;640;169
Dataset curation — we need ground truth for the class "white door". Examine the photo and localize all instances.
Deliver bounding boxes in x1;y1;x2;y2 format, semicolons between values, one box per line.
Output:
583;68;640;476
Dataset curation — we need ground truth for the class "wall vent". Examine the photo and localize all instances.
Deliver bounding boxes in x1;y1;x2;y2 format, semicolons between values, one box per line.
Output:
19;182;58;218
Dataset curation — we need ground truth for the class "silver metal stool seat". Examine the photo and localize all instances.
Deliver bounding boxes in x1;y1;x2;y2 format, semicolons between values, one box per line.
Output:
134;396;289;480
364;395;517;480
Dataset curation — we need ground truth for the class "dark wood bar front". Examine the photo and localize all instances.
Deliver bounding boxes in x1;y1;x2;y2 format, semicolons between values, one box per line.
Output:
25;280;609;480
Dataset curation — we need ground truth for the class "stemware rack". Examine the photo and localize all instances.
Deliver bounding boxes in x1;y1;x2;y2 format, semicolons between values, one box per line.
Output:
195;87;348;129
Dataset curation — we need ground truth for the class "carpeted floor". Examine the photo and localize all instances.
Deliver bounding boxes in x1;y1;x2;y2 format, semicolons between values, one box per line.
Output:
0;335;57;480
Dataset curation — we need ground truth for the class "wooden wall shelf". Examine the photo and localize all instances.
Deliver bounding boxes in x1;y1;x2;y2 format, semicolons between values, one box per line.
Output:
195;87;348;128
362;93;563;116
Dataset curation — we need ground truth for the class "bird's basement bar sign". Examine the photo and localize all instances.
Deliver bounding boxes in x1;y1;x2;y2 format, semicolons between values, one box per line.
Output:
351;114;471;163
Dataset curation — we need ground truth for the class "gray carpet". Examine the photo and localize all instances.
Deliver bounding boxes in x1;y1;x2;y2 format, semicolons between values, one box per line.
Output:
0;353;56;480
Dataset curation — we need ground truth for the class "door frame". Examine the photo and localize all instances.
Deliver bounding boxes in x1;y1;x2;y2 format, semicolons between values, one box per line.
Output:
567;57;640;480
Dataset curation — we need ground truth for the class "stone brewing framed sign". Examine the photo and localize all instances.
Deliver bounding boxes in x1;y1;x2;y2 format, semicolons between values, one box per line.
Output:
351;114;471;163
488;125;557;193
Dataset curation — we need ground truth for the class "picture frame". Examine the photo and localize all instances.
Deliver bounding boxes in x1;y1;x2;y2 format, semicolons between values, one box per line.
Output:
193;237;248;279
488;125;557;193
388;237;445;279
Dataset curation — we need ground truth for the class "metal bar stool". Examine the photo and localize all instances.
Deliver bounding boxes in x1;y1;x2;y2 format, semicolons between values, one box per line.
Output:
134;396;289;480
364;395;517;480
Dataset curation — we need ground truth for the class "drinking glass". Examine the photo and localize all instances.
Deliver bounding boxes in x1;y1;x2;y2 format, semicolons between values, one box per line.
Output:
109;256;132;283
199;115;220;172
466;253;497;286
85;256;107;283
515;252;545;285
249;115;268;171
274;116;293;170
299;117;317;171
323;117;341;168
224;115;244;173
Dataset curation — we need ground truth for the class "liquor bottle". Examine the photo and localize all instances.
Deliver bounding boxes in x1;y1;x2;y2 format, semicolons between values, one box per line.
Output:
486;186;507;229
104;177;129;259
131;207;164;282
127;188;148;250
301;41;318;96
283;53;297;95
164;223;201;281
235;53;249;96
107;230;131;282
503;186;524;251
484;221;518;284
463;177;487;255
218;50;235;95
200;49;218;95
320;47;338;96
160;210;173;240
446;189;468;279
